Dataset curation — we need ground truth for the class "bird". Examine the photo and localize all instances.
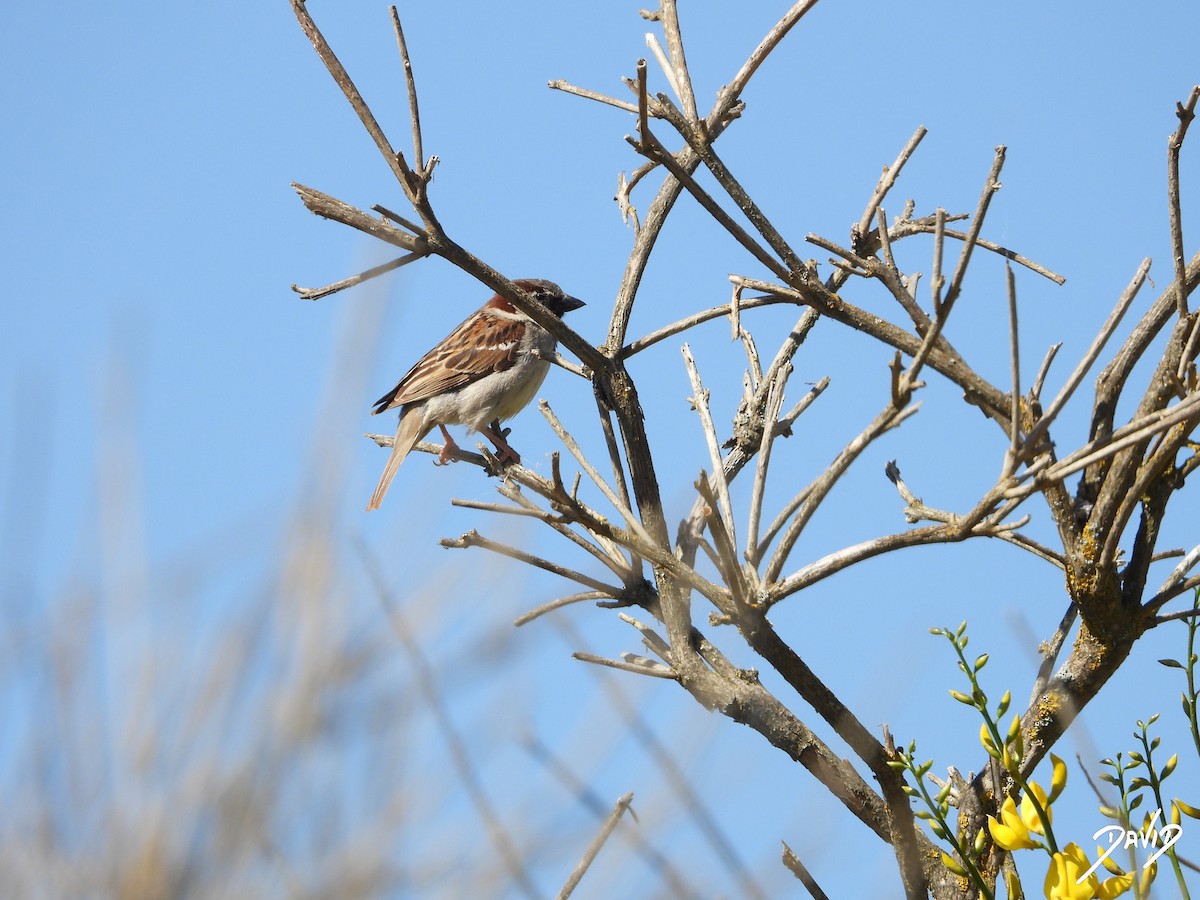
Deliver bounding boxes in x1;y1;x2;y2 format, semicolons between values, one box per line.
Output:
367;278;585;511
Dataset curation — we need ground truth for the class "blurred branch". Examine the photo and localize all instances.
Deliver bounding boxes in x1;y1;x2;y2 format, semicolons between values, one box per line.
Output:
782;842;830;900
555;792;637;900
357;540;539;898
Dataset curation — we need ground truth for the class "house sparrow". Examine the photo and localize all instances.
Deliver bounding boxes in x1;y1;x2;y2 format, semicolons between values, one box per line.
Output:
367;278;585;511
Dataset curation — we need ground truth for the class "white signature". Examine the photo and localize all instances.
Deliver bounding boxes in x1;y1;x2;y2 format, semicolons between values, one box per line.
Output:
1078;809;1183;883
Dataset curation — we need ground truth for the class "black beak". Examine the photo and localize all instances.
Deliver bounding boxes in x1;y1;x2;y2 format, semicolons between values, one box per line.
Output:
558;295;586;314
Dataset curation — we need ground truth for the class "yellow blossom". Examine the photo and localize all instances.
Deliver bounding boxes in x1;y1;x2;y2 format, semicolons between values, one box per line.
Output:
1048;753;1068;802
988;796;1040;851
1043;843;1133;900
1022;781;1051;834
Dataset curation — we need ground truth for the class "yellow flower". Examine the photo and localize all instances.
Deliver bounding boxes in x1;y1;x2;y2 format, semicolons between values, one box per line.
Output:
1043;843;1133;900
1048;753;1068;803
988;795;1040;850
1022;781;1052;834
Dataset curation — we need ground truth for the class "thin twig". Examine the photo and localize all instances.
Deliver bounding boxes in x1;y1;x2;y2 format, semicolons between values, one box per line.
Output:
931;207;946;306
292;184;428;251
616;610;675;661
853;126;928;246
762;403;921;581
555;793;638;900
781;842;831;900
657;94;806;274
747;365;789;561
497;480;629;572
1011;390;1200;492
1159;542;1200;596
683;345;736;541
620;294;797;358
630;122;791;281
658;0;698;120
572;653;678;679
289;1;432;222
1168;86;1200;319
876;208;933;332
515;592;612;627
389;6;426;176
531;347;589;379
776;376;829;435
1020;258;1151;461
1030;603;1079;707
441;529;624;596
592;388;639;567
548;79;641;114
644;33;683;111
539;401;654;546
1005;263;1022;470
292;252;423;300
356;540;539;898
914;147;1007;380
695;473;749;611
724;0;823;102
372;203;425;235
1031;342;1062;402
892;221;1065;284
455;487;629;577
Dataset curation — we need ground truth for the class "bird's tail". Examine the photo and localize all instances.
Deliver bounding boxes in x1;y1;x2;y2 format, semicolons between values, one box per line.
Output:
367;410;427;511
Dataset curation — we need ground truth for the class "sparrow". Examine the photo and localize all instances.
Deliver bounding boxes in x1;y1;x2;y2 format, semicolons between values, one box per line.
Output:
367;278;585;511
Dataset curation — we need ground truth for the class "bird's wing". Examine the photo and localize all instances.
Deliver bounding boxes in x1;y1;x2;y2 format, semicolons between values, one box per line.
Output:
372;312;525;414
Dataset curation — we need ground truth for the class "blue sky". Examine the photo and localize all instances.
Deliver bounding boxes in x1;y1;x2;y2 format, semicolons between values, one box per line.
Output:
3;1;1199;896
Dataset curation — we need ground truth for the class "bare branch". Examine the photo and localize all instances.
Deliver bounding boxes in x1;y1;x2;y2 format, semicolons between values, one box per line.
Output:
762;402;920;582
620;294;799;359
288;1;435;225
1029;603;1079;706
746;365;789;561
1011;390;1200;492
555;793;638;900
389;5;427;176
852;125;928;247
1158;541;1200;598
1019;257;1151;461
656;94;806;274
1031;342;1062;402
683;346;736;542
540;401;655;546
776;376;829;435
724;0;824;102
782;842;831;900
292;184;429;252
696;473;750;611
357;541;538;897
891;219;1066;285
658;0;698;120
441;529;625;596
548;79;641;114
1005;263;1022;468
572;653;678;679
515;592;613;627
292;252;423;301
1168;85;1200;319
911;148;1007;381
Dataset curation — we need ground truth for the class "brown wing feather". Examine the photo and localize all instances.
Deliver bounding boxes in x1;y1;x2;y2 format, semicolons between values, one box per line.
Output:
372;313;524;414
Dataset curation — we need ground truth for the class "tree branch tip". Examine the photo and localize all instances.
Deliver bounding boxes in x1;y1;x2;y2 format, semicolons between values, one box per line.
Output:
572;651;677;679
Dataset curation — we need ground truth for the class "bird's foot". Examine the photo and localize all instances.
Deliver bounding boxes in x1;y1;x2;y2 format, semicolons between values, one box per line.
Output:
436;425;461;465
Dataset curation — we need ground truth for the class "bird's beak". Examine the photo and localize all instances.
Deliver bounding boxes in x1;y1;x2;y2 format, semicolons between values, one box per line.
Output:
561;295;585;313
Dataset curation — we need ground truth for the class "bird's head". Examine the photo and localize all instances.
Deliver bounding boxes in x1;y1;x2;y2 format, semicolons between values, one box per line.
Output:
508;278;585;317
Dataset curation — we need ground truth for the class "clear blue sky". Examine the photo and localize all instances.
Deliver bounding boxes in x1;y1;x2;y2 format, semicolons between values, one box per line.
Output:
3;1;1198;896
